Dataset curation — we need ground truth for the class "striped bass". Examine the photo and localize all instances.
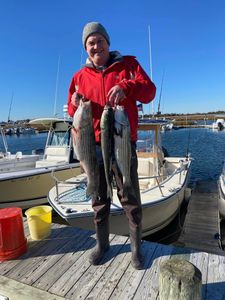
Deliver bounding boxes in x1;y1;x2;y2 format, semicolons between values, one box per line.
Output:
100;104;114;199
114;106;132;196
72;100;99;199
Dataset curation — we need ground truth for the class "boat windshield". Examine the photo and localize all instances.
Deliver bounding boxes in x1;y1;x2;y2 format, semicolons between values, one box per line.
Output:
137;130;154;152
47;130;70;147
136;123;164;179
137;126;162;154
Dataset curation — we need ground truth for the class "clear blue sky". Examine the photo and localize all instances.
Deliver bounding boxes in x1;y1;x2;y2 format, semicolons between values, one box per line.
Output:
0;0;225;121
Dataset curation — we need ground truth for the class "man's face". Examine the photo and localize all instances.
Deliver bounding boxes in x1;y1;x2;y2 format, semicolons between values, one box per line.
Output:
86;33;109;67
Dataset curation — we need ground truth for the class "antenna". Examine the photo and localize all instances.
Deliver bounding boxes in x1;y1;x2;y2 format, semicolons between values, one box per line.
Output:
157;69;165;115
53;56;60;117
8;92;14;123
148;25;154;117
148;25;153;80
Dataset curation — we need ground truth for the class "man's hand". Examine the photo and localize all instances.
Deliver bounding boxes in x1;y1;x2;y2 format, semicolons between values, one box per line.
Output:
107;85;125;106
71;92;86;107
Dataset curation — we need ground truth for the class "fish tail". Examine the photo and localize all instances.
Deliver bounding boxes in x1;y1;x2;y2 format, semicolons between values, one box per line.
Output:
86;183;93;197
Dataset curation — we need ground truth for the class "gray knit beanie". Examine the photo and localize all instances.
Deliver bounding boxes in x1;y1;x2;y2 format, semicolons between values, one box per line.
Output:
82;22;110;49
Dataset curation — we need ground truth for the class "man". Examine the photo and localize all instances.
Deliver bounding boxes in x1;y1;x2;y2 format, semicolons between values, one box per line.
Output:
68;22;156;269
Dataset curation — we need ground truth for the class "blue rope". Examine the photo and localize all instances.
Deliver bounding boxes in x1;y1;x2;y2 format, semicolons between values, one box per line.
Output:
57;182;91;204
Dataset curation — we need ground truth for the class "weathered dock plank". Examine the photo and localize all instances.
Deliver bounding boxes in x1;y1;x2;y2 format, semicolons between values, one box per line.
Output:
131;243;174;300
108;241;159;300
177;180;224;255
33;230;96;290
0;216;225;299
0;222;63;275
48;236;97;295
5;226;82;283
0;275;65;300
206;254;225;299
64;234;128;299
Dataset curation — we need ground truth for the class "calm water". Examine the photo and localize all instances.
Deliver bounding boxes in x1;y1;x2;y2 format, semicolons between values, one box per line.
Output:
0;132;48;155
1;128;225;184
162;128;225;185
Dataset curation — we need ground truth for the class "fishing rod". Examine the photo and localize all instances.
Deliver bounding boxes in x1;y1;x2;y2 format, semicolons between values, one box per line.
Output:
53;55;60;117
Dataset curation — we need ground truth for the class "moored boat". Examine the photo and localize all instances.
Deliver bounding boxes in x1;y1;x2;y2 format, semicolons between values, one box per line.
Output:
48;120;192;237
212;118;225;131
218;161;225;218
0;118;81;209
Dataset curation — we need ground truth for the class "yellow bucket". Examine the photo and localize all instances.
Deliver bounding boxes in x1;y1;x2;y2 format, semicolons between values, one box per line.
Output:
25;205;52;240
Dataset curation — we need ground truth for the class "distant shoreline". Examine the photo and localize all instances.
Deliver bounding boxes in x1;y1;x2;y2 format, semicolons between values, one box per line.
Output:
140;113;224;121
1;113;224;130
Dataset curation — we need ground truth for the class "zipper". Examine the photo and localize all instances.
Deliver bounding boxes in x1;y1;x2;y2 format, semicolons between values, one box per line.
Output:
101;71;106;106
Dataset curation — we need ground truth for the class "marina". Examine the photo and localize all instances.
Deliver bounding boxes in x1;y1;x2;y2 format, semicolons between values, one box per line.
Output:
1;126;225;299
1;2;225;299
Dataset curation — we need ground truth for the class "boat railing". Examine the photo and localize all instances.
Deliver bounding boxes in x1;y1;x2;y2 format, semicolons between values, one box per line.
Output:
50;159;189;202
51;169;87;203
140;159;190;196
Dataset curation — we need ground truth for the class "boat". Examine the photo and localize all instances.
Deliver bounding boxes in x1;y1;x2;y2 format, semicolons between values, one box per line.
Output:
218;161;225;218
212;118;225;131
0;118;81;209
160;119;174;131
48;120;192;237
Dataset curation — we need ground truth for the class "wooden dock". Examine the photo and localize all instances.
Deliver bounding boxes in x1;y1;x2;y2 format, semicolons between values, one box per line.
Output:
0;217;225;300
177;180;224;255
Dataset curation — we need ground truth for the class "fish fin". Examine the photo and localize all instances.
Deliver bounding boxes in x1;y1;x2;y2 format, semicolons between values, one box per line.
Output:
114;124;123;137
122;178;133;198
107;185;113;200
86;182;98;199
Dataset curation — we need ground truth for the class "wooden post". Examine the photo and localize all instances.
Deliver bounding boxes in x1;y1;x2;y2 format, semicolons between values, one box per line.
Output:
159;259;202;300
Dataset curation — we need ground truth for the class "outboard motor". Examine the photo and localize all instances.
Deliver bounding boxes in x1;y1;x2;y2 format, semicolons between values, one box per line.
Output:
218;122;224;131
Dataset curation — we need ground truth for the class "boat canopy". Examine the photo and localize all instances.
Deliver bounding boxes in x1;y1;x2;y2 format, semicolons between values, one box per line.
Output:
29;118;71;129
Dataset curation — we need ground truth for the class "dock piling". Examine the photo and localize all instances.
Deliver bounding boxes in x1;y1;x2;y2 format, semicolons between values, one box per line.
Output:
159;259;202;300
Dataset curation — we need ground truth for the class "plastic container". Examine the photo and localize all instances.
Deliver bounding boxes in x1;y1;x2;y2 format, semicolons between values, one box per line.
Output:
25;205;52;240
0;207;27;261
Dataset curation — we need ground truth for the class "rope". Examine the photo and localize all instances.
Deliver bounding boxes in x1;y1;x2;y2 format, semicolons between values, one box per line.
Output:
56;182;91;204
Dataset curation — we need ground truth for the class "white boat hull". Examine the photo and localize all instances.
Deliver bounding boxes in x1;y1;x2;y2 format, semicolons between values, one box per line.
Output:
211;118;225;131
0;118;81;209
0;154;41;172
52;186;186;237
0;163;81;209
218;175;225;218
48;157;191;237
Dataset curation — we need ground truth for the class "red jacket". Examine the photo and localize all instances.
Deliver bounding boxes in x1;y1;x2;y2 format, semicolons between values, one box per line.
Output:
68;52;156;142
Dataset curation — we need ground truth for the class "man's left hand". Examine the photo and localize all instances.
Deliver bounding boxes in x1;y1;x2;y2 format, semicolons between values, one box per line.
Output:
107;85;125;106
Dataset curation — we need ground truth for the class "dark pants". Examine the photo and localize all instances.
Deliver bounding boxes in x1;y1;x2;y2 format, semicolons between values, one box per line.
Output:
92;142;142;230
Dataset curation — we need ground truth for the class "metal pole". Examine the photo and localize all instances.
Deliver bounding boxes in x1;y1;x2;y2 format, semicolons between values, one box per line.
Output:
148;25;154;118
54;56;60;117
